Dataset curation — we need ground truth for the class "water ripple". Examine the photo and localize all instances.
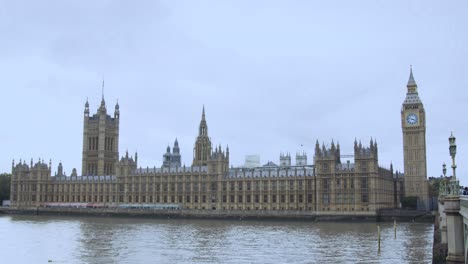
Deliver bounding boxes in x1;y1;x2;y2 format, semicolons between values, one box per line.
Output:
0;216;433;264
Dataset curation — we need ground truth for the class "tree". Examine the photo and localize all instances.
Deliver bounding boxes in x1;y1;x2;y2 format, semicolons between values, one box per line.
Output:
401;196;418;209
429;177;443;198
0;173;11;203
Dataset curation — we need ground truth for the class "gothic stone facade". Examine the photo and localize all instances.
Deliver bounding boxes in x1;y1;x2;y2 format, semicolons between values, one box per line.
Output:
10;87;404;214
401;68;430;209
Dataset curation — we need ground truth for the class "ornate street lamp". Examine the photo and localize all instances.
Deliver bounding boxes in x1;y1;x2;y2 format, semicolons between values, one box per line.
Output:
449;133;457;179
440;163;448;196
448;132;459;196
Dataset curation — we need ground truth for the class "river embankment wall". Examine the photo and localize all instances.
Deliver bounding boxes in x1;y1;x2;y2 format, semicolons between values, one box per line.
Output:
0;207;434;222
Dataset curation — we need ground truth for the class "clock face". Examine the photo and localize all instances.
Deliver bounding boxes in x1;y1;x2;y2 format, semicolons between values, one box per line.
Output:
406;113;418;125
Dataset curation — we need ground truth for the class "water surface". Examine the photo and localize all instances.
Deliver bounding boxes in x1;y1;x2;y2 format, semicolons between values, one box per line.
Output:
0;215;433;264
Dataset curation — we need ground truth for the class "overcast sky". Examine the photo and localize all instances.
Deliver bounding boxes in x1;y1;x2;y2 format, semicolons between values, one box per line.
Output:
0;1;467;185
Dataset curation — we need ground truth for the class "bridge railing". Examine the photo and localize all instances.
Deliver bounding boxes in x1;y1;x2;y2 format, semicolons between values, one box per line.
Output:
439;180;461;197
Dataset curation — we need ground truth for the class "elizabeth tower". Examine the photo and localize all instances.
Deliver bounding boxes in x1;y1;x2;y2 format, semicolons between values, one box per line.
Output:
401;67;429;209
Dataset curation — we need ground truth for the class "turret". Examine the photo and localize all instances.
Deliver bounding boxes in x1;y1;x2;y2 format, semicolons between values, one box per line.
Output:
280;152;291;167
374;139;378;159
57;161;63;177
207;143;229;176
315;140;321;157
84;99;89;116
314;140;341;169
163;145;172;167
163;139;182;168
172;139;181;167
354;138;379;169
99;97;106;114
335;142;341;163
210;144;226;161
173;138;180;154
114;101;120;119
296;151;307;166
117;150;137;177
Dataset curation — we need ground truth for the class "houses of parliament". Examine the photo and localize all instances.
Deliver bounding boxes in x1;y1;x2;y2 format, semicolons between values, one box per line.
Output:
9;69;430;213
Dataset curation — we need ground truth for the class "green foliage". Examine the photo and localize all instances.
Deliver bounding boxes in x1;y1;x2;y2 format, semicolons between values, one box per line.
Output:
0;173;11;203
429;180;440;197
401;196;418;209
429;178;443;198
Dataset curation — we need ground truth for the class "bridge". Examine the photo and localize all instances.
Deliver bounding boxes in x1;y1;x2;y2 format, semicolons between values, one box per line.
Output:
437;181;468;264
460;196;468;264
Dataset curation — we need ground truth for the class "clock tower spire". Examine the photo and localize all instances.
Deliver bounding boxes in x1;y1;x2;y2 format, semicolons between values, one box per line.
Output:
407;65;417;92
401;66;429;210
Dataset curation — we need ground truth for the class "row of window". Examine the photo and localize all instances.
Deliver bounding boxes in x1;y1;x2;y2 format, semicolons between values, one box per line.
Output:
15;180;315;193
87;136;115;151
322;193;368;204
221;194;313;203
121;180;315;191
14;193;315;205
87;163;98;176
87;137;99;151
14;183;373;194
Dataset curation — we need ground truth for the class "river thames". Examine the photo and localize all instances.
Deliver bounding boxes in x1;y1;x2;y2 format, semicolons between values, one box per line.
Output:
0;215;433;264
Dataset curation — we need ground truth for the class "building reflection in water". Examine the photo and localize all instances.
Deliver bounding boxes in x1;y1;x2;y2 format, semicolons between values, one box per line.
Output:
4;216;433;264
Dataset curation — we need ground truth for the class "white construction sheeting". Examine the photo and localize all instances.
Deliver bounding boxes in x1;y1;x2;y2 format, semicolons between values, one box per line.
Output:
244;155;260;168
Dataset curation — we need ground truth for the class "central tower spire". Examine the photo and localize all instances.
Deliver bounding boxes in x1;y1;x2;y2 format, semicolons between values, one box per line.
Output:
100;79;106;109
199;105;208;136
202;105;205;120
193;106;212;166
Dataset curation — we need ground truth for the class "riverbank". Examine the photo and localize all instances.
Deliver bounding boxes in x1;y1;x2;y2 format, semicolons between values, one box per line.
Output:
0;206;434;222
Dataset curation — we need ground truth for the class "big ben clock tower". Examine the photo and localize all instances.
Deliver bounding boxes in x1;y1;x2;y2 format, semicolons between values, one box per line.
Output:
401;67;429;210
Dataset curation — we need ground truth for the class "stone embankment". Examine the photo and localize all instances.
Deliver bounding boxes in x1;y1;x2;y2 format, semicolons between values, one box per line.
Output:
432;210;448;264
377;209;435;222
0;207;434;222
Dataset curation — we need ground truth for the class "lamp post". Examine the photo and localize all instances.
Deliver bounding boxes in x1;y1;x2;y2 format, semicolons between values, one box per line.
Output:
449;133;457;180
443;132;464;263
439;163;449;244
440;163;448;196
448;133;459;196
